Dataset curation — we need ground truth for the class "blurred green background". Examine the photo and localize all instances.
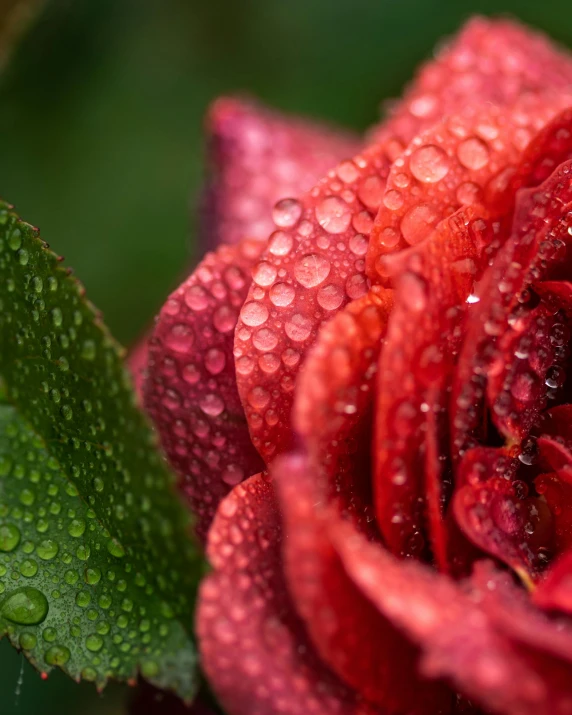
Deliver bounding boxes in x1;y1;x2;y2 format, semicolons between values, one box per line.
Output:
2;0;572;712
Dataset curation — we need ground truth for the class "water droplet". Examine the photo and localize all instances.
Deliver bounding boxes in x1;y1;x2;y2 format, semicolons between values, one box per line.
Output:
19;632;37;650
45;645;70;665
285;314;312;342
252;328;278;352
315;196;351;234
268;231;293;256
457;137;490;171
199;393;225;417
294;254;331;288
1;587;48;625
51;308;63;327
85;634;103;652
252;262;277;287
240;301;268;327
184;285;209;311
141;660;159;678
317;284;344;311
37;539;58;561
358;176;384;209
204;348;226;375
107;538;125;558
20;560;38;578
400;203;439;245
68;518;86;538
213;306;238;333
272;198;302;228
409;144;450;183
165;324;194;353
269;282;295;307
0;524;21;552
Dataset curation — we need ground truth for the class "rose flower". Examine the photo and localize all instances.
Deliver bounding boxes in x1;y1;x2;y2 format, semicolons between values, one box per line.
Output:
132;17;572;715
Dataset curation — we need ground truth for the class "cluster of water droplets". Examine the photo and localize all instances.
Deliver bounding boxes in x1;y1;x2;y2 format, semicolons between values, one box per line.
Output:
0;203;197;695
145;240;265;537
233;148;395;461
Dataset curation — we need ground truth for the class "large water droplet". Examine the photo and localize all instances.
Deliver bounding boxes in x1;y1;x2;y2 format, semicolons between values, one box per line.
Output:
294;254;331;288
457;137;490;171
409;144;450;183
240;301;268;327
315;196;351;234
272;198;302;228
1;587;48;625
0;523;20;552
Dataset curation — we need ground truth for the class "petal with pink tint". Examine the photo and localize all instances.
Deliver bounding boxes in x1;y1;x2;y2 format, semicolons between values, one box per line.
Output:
367;94;572;282
534;550;572;614
294;289;393;530
234;140;401;463
453;159;572;459
201;97;360;250
275;453;450;714
372;17;572;146
334;529;572;715
197;472;378;715
144;240;265;541
374;208;488;564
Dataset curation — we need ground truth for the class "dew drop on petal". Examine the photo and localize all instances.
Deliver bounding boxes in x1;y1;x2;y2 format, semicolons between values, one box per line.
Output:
457;137;490;171
409;144;450;183
317;283;344;311
272;198;302;228
184;285;209;311
269;282;295;307
294;253;331;288
204;348;226;375
240;301;268;327
400;204;439;245
200;393;225;417
252;261;277;287
165;324;194;353
285;314;312;342
315;196;351;234
267;230;293;256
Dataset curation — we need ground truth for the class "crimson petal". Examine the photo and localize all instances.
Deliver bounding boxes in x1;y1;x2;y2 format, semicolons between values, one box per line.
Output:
374;208;489;564
275;453;450;714
534;550;572;614
367;94;572;283
196;472;378;715
234;141;401;463
201;97;360;250
144;240;265;540
371;17;572;147
335;530;572;715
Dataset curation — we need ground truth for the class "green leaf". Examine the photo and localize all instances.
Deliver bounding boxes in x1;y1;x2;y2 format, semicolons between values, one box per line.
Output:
0;201;200;700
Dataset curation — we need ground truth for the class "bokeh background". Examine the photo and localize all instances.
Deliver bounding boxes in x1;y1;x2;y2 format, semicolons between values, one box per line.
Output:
1;0;572;712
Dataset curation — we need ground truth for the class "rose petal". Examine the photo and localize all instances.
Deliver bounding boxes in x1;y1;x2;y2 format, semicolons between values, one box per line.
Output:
234;139;403;463
471;560;572;670
294;289;392;529
334;529;572;715
144;240;265;540
374;208;488;563
534;550;572;615
453;158;572;459
371;17;572;147
201;96;360;250
196;472;377;715
453;447;550;584
367;95;572;282
535;473;572;554
275;453;450;714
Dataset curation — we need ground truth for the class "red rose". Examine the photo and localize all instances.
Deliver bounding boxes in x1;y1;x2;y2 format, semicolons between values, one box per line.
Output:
135;17;572;715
